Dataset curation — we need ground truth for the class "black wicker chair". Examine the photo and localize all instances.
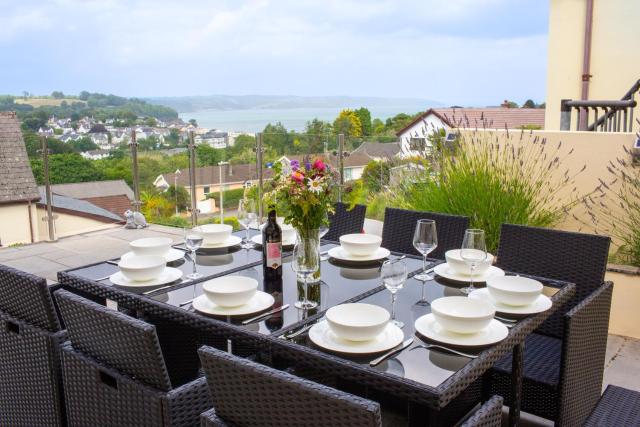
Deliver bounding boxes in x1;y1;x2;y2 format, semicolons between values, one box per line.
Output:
324;202;367;242
55;289;211;426
381;207;469;259
583;385;640;427
198;345;382;426
461;395;503;427
490;224;613;426
0;264;67;427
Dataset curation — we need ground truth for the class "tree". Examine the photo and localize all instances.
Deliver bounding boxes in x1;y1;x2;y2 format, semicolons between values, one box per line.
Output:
333;109;362;139
144;117;158;127
354;107;372;136
304;118;332;153
501;100;519;108
196;144;223;166
361;160;391;192
69;136;99;152
263;122;290;155
371;118;385;135
22;131;73;157
164;185;190;212
188;119;198;127
51;91;65;99
79;91;90;101
30;153;104;184
22;91;29;100
522;99;536;108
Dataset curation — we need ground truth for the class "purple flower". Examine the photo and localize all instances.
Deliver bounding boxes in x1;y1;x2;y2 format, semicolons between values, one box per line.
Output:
290;159;300;171
305;161;312;170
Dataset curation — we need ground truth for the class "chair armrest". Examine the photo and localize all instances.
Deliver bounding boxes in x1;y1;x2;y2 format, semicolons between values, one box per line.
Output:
558;281;613;426
461;395;503;427
200;408;231;427
164;375;212;427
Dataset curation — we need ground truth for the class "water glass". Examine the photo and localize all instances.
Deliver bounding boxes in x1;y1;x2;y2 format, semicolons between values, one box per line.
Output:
460;229;487;294
184;227;204;279
292;238;319;310
238;199;257;249
381;258;408;328
412;219;438;305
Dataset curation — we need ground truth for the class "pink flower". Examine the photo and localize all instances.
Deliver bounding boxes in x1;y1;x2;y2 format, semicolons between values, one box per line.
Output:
313;159;326;172
292;171;304;183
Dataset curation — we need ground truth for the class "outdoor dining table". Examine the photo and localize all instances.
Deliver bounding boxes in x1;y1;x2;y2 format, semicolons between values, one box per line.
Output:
57;230;575;427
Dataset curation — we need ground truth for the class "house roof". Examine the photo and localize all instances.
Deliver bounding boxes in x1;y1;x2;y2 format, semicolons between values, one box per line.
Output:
0;112;40;204
37;189;123;222
396;107;546;136
164;163;268;187
38;180;134;200
83;195;132;218
351;141;401;159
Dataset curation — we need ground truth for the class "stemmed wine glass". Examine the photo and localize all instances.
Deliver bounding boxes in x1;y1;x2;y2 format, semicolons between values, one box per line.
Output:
381;258;408;328
318;212;330;261
183;227;204;279
412;219;438;306
460;229;487;294
292;238;319;310
237;199;257;249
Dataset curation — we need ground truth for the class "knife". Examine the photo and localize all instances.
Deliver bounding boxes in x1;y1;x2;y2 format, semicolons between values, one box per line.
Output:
241;304;290;325
369;338;414;367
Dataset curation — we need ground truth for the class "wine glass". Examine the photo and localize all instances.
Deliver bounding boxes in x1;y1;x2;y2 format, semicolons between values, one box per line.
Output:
412;219;438;306
183;227;204;279
237;199;257;249
460;229;487;294
381;258;408;328
292;238;319;310
318;212;330;261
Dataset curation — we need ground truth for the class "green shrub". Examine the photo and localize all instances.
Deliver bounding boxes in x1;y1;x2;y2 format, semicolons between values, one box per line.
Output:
198;215;241;231
150;215;190;228
206;188;245;209
397;131;585;252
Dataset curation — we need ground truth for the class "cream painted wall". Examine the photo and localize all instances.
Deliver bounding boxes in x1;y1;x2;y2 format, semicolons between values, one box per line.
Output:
0;202;39;246
546;0;640;130
35;207;119;239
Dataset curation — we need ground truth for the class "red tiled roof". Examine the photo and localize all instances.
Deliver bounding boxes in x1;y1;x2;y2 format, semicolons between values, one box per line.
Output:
83;195;131;219
396;107;545;136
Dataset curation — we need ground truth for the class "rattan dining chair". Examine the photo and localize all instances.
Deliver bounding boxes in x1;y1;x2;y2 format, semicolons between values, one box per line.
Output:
381;207;469;259
461;395;503;427
490;224;613;426
198;345;382;426
583;385;640;427
0;264;67;427
55;289;211;426
324;202;367;242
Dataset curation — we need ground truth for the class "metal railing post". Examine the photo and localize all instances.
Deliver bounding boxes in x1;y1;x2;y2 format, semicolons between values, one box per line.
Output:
129;129;141;212
560;99;572;130
188;131;198;226
256;132;264;223
40;135;56;242
338;133;344;202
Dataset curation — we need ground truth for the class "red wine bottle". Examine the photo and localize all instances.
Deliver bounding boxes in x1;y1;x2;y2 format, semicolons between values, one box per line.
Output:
262;208;282;280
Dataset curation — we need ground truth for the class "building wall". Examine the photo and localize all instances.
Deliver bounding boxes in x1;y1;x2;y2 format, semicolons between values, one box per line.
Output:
0;202;39;246
398;115;448;156
546;0;640;130
35;207;118;239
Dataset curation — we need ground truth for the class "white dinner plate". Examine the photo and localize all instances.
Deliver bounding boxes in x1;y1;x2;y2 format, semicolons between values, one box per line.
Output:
433;263;505;283
192;291;275;317
201;235;242;249
414;313;508;348
309;321;404;355
121;248;185;263
251;234;296;248
110;267;183;288
328;246;391;263
468;288;552;315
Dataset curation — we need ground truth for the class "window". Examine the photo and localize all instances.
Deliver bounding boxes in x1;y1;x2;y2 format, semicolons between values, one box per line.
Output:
409;137;426;151
203;186;210;194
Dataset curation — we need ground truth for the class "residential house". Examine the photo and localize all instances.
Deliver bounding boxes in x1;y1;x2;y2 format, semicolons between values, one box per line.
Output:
80;149;111;160
195;130;228;149
39;180;134;219
396;107;545;156
351;141;401;161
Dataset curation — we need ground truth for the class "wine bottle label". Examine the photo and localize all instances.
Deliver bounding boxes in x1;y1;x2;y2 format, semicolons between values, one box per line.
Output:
266;242;282;269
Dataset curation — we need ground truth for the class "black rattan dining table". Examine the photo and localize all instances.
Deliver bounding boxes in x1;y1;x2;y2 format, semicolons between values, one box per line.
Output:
57;231;575;426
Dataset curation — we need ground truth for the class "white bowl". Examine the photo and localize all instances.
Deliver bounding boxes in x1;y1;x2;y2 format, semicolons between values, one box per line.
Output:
326;303;389;341
339;234;382;257
129;237;173;257
202;276;258;307
261;221;296;243
486;276;543;306
118;255;166;282
445;249;494;275
195;224;233;244
431;296;495;334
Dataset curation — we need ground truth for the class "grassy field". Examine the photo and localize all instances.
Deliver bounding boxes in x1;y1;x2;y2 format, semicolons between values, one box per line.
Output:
14;98;86;107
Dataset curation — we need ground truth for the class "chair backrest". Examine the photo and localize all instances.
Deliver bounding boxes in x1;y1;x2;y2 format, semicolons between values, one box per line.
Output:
461;395;503;427
496;224;610;337
0;264;60;332
325;202;367;242
381;208;469;259
198;345;382;427
55;290;172;391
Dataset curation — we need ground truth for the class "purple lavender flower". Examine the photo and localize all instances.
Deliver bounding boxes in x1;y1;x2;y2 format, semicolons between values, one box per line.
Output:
305;161;312;170
290;159;300;171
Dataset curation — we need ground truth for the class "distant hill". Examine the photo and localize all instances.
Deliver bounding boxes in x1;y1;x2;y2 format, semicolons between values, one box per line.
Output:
147;95;444;113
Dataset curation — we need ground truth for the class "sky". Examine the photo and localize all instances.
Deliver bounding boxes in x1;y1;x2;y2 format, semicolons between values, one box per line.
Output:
0;0;549;106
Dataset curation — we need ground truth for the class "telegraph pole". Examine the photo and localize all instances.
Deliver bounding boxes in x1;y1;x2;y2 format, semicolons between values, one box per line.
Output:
255;132;264;223
40;134;56;241
188;131;198;226
129;129;141;212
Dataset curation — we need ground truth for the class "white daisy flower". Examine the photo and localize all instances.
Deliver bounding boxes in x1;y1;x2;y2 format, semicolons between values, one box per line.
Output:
308;176;323;194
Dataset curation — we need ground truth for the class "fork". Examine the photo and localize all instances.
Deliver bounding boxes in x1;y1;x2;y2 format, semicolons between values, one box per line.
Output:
411;344;478;358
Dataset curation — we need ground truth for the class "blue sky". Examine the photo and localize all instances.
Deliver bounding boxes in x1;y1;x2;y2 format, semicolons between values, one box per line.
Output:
0;0;549;106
